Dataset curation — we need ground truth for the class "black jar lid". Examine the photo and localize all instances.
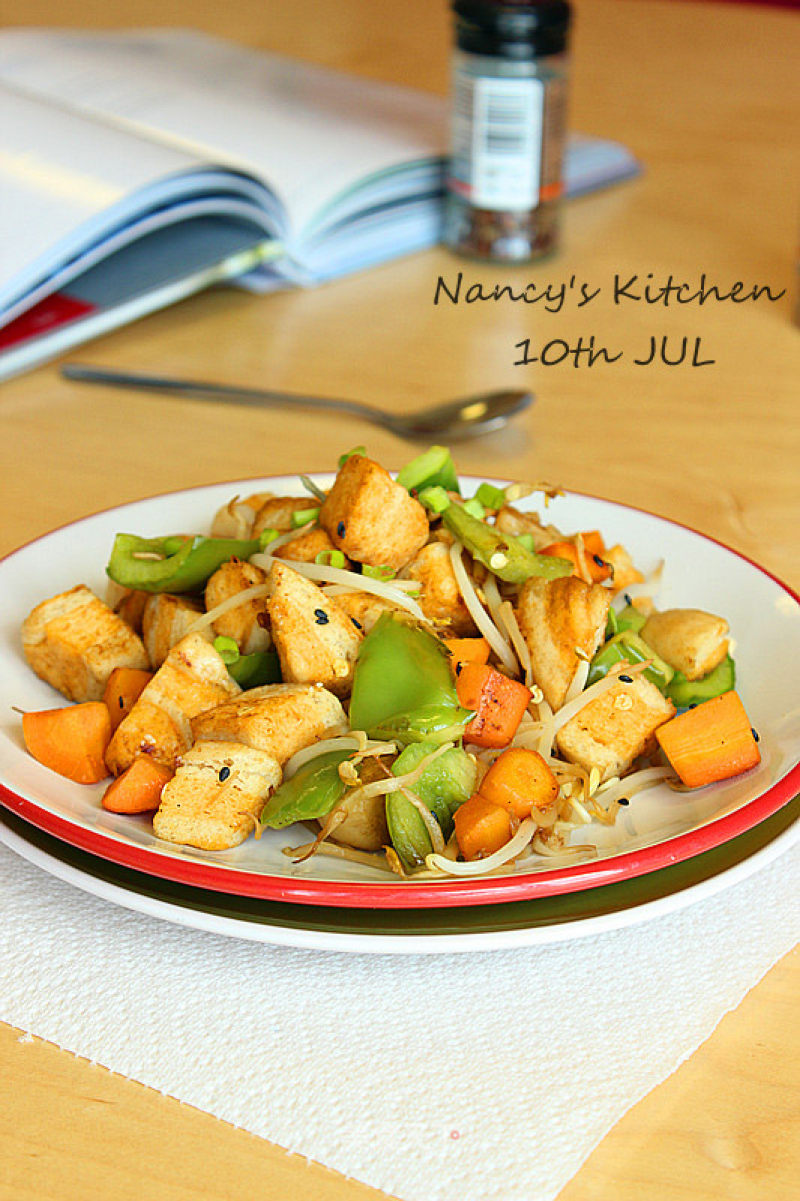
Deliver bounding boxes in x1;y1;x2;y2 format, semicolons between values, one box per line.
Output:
452;0;571;59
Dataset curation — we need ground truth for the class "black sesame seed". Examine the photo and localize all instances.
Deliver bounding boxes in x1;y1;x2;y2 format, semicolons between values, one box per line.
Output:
688;703;698;709
314;608;329;625
617;797;629;806
337;522;346;538
455;662;463;676
593;554;605;567
351;617;363;630
118;696;125;708
624;593;633;606
218;766;231;782
619;674;633;683
751;728;760;743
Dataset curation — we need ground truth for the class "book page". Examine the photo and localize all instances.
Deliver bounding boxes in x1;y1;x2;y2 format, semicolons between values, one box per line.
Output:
0;83;250;308
0;28;446;241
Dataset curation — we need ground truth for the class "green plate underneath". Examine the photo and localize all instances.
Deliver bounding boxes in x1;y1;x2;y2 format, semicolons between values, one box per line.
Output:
2;796;797;941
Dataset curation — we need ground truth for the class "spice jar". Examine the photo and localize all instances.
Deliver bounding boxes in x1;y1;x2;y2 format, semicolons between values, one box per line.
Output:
444;0;572;262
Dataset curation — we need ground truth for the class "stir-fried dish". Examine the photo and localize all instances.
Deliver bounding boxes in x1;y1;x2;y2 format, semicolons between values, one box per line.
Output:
19;447;761;878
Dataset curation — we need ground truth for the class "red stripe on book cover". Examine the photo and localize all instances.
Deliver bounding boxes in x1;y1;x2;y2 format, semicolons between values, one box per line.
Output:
0;294;96;350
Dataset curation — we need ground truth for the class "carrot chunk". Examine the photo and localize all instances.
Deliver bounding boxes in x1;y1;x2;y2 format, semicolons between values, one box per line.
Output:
444;637;490;675
101;756;174;813
453;794;513;860
540;535;612;583
655;690;760;788
22;703;112;784
478;747;559;818
455;662;531;748
103;666;153;732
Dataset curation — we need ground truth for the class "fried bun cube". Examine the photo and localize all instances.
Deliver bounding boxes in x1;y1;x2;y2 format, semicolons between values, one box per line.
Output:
319;454;429;570
153;740;281;850
191;682;347;765
555;674;675;783
22;585;149;703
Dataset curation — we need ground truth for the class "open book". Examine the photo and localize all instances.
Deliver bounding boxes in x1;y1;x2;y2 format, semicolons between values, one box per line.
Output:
0;28;640;380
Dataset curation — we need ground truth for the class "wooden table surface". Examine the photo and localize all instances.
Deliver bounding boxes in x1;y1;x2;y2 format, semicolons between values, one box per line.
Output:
1;1;798;1198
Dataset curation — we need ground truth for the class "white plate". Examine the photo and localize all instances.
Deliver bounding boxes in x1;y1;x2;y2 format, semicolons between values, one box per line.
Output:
1;476;798;910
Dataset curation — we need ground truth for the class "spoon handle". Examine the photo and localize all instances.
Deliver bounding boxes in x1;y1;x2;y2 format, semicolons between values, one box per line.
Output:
61;364;390;427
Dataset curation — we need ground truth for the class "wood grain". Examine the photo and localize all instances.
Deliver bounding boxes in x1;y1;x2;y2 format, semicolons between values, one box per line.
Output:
1;1;798;1199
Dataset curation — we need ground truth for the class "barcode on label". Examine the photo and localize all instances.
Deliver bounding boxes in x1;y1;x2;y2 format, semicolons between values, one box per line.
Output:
483;95;531;153
459;73;545;210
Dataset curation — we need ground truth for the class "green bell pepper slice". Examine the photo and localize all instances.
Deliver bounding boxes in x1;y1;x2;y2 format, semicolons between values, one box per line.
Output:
386;742;477;870
441;504;573;584
349;613;472;745
260;750;351;829
587;630;674;692
666;655;736;709
106;533;262;594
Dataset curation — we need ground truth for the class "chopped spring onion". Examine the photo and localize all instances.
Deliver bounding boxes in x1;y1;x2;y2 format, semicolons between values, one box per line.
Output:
418;485;451;514
396;445;459;494
362;563;396;581
291;507;319;528
259;526;309;553
339;446;366;467
258;527;281;548
315;548;346;568
475;482;507;510
213;635;240;664
462;498;486;519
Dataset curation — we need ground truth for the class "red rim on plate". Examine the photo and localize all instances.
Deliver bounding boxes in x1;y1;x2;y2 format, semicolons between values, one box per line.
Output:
2;767;798;908
2;479;798;910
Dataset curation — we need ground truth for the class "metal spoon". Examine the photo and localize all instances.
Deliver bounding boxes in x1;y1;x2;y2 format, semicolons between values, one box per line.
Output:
60;364;533;441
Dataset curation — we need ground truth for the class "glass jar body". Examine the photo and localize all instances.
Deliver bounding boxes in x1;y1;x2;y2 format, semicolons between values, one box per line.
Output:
444;45;569;262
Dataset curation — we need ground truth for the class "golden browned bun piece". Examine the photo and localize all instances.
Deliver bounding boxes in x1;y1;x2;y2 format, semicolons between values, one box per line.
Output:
22;584;149;703
515;576;611;710
319;453;429;570
191;682;347;766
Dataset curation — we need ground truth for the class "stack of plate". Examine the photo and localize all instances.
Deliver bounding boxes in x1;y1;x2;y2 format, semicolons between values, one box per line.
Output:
2;478;798;953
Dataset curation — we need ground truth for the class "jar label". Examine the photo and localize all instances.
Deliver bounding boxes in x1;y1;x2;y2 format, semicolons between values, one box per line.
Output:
450;67;544;211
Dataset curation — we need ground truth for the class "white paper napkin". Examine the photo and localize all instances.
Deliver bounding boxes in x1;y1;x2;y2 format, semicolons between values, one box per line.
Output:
1;838;798;1201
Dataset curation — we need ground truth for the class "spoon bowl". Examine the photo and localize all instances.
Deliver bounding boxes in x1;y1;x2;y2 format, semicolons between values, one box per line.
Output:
61;364;533;441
